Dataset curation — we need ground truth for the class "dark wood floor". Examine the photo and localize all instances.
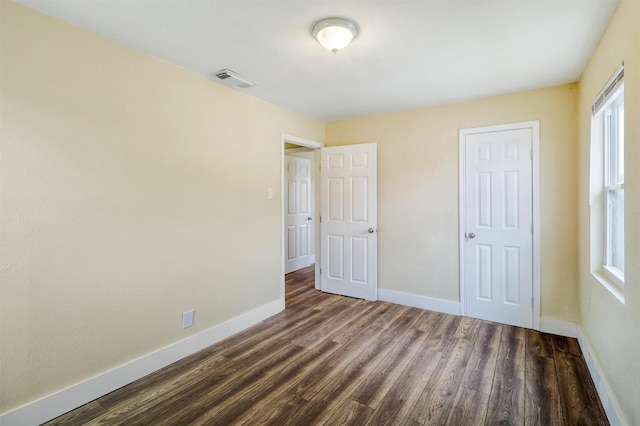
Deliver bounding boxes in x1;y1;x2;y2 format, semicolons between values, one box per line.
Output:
45;265;608;425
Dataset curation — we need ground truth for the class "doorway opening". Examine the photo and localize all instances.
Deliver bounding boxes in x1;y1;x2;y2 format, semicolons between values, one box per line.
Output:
281;134;323;302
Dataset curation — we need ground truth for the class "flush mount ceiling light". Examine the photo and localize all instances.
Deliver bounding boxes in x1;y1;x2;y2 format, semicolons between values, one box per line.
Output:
312;17;358;53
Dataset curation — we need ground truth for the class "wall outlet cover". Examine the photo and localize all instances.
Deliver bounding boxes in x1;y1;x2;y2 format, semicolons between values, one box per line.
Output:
182;310;194;329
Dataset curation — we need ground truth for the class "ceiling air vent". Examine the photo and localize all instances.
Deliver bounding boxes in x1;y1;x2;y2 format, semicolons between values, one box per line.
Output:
211;69;257;90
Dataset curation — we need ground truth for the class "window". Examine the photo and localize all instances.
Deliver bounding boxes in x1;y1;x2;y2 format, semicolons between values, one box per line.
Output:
590;64;624;297
604;91;624;283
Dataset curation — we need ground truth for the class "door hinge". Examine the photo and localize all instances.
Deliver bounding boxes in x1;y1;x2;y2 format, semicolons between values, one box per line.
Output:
531;223;533;234
531;298;534;308
320;216;322;223
530;149;533;160
319;163;322;171
320;268;322;275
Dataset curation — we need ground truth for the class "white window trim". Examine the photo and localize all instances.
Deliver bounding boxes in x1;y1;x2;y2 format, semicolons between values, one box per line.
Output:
603;265;624;288
592;271;625;304
589;64;625;301
603;87;624;286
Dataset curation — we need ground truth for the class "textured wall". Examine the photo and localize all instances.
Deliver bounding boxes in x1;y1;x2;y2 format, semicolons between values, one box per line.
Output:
577;0;640;423
0;1;324;413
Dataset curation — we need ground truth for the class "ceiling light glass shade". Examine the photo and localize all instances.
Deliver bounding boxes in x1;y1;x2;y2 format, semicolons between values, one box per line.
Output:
312;18;358;53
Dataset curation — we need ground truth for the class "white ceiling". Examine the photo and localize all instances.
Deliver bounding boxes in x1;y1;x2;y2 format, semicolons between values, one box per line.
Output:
15;0;619;121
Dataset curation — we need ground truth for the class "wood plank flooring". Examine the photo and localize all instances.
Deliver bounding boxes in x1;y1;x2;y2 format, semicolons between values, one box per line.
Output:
45;266;609;425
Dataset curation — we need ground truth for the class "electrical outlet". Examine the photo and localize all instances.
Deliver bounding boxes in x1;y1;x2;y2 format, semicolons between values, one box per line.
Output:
267;188;274;199
182;310;194;329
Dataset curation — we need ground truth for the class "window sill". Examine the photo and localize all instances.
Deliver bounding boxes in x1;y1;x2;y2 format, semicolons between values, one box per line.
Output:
592;271;625;304
603;265;624;286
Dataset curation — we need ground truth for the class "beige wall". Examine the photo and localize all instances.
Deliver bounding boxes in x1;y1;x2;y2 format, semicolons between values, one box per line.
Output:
0;1;324;413
326;84;580;321
577;0;640;423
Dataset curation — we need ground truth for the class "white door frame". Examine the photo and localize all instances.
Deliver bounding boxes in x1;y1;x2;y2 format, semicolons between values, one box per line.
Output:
458;121;541;330
281;134;324;300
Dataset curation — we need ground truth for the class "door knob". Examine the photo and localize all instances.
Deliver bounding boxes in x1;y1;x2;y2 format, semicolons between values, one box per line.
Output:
368;228;375;234
466;232;476;239
308;217;312;221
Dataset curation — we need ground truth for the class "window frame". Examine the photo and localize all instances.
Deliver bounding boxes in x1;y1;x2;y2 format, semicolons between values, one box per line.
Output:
590;64;625;300
602;88;625;287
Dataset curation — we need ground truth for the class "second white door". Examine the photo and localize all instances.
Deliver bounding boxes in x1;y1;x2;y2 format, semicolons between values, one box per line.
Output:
462;124;535;328
285;156;312;274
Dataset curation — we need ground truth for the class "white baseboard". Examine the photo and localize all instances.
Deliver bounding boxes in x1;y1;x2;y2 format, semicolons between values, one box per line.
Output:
539;317;578;338
576;326;624;426
378;289;460;316
0;298;285;426
374;292;581;341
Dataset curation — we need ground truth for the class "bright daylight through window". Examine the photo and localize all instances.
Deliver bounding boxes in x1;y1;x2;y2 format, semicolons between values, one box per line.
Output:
591;65;624;295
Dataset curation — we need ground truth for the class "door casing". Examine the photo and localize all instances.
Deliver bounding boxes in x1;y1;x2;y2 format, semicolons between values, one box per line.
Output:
458;121;541;330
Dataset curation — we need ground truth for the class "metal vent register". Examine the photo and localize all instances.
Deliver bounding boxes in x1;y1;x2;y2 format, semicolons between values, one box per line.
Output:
211;69;257;89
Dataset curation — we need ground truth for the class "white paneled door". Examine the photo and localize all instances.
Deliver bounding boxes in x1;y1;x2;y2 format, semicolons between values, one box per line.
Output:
320;143;377;301
462;126;534;328
284;156;312;274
